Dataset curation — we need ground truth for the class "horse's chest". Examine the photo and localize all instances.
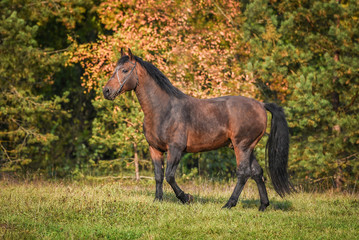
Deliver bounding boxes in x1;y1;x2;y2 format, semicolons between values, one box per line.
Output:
143;121;167;151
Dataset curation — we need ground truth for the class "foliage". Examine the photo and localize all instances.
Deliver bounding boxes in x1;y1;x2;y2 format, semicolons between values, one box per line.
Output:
0;0;101;176
0;3;68;173
1;0;358;188
243;0;359;187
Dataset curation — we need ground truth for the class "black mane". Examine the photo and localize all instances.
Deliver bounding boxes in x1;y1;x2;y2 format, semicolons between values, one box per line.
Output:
117;56;186;98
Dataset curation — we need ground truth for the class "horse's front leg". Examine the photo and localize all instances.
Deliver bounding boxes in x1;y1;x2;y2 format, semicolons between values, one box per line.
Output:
150;146;164;201
166;145;193;204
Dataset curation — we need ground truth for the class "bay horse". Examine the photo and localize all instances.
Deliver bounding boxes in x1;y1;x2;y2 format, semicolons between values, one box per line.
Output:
103;49;294;211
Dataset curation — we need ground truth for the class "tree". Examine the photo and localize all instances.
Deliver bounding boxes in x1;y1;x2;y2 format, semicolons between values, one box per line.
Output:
243;0;359;188
0;0;101;176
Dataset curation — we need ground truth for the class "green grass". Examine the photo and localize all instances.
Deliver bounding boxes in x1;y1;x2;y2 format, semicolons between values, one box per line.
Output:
0;178;358;239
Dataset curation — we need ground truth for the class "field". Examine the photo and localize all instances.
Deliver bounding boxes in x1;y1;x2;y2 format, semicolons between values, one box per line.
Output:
0;178;358;239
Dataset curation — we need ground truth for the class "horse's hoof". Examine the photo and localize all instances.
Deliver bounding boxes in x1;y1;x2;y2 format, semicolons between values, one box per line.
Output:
222;200;236;209
186;194;194;204
222;204;232;209
258;202;269;211
178;192;194;204
153;197;163;202
222;204;231;209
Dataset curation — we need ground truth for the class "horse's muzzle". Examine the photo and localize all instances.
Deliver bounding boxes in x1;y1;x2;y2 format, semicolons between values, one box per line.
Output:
103;86;113;100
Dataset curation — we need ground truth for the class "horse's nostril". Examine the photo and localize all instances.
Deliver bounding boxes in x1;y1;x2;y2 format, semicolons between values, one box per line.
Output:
103;87;110;97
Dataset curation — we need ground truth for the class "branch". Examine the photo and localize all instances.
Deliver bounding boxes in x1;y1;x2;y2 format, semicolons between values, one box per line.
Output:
213;3;239;32
343;90;359;112
45;46;71;54
337;153;359;164
89;175;154;180
0;143;11;161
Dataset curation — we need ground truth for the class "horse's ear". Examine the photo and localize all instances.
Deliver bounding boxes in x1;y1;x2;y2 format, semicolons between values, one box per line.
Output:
120;48;125;57
128;48;134;61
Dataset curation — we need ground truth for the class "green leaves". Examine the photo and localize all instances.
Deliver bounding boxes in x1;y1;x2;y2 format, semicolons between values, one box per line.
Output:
0;0;96;176
244;0;359;188
1;0;358;186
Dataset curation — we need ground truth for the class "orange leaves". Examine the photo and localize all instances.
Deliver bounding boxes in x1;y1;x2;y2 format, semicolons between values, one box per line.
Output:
68;35;120;92
69;0;259;98
270;73;289;102
262;20;282;44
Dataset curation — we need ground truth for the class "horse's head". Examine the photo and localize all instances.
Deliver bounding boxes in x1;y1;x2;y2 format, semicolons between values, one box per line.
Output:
103;48;139;100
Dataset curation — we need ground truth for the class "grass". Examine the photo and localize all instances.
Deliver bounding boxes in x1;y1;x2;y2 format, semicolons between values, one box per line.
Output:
0;178;358;239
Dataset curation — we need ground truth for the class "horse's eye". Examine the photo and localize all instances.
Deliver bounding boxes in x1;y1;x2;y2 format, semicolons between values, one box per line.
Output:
122;69;128;73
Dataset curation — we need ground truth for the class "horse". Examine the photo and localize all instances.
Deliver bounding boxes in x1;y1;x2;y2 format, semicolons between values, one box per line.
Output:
103;48;294;211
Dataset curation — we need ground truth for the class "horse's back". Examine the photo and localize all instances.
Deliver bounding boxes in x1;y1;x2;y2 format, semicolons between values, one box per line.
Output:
184;95;266;152
200;95;266;121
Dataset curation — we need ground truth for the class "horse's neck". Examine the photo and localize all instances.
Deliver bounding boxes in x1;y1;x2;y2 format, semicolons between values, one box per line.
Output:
134;75;172;118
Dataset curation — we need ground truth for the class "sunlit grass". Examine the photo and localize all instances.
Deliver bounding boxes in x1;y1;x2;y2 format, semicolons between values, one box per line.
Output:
0;178;358;239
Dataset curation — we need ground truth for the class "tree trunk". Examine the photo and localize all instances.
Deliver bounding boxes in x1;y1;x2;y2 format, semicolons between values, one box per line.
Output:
333;0;343;190
134;142;140;181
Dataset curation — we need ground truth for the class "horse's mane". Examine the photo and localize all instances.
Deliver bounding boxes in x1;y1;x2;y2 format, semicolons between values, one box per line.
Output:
117;56;187;99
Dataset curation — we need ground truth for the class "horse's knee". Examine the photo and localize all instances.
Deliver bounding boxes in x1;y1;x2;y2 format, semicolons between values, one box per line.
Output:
155;174;163;183
165;173;175;184
249;155;263;177
252;165;263;177
251;165;265;183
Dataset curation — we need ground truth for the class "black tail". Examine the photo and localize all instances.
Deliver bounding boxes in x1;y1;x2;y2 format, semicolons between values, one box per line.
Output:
264;103;294;197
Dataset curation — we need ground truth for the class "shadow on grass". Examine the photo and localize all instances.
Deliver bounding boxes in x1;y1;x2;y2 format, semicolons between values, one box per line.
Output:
133;188;293;211
141;190;226;204
241;199;293;211
163;193;293;211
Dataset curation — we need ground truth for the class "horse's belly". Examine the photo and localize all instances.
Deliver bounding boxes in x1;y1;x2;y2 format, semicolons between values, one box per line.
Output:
185;130;230;153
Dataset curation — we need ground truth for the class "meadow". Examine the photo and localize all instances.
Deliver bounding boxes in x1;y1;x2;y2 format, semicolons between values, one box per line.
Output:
0;178;358;239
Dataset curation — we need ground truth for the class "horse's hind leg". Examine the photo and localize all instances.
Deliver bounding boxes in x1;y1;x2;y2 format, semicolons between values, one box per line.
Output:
250;153;270;211
165;145;193;204
223;147;251;209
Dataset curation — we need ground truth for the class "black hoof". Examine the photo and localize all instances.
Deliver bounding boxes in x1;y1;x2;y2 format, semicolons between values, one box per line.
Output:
222;204;231;209
258;202;269;211
153;197;163;202
177;192;194;204
222;199;237;209
186;194;194;204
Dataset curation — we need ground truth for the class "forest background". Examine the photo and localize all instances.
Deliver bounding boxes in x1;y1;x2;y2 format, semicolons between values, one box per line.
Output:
1;0;358;191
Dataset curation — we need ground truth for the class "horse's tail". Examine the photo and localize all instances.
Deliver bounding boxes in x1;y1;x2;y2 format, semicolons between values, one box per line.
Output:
264;103;294;197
